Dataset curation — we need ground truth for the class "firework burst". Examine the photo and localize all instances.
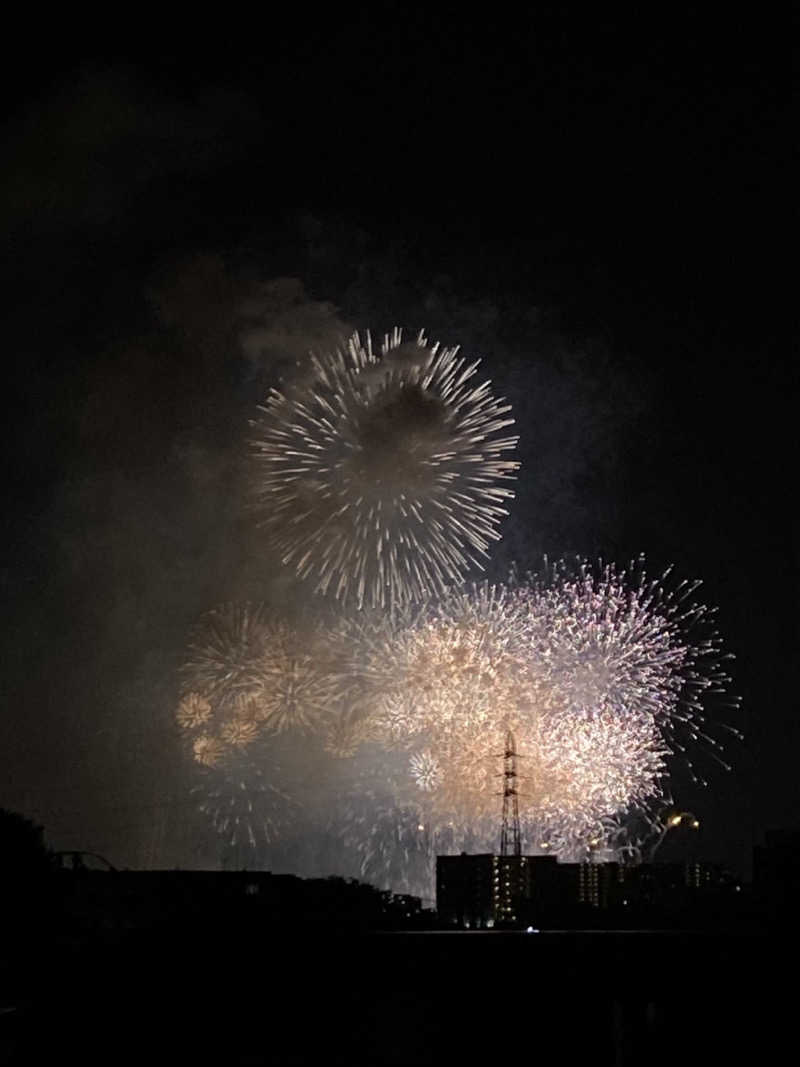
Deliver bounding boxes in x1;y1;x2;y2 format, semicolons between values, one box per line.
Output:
174;563;737;885
179;604;351;851
182;602;271;712
250;328;519;608
257;622;342;733
510;556;742;790
176;692;212;730
192;738;298;850
179;604;343;748
341;557;738;859
192;733;225;768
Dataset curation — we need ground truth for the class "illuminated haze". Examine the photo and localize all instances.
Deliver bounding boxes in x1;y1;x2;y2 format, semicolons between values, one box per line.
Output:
2;52;778;883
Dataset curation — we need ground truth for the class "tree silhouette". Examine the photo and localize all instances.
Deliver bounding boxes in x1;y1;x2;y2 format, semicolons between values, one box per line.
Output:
0;807;52;874
0;808;55;952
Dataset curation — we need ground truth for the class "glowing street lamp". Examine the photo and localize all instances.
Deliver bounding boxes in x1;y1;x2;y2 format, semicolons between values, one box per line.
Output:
649;810;700;859
668;812;700;830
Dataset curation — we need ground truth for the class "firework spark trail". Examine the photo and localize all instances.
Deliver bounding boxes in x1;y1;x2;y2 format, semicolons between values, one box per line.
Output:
250;328;519;608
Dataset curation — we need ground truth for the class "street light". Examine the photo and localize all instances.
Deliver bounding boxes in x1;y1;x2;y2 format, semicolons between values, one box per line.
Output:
648;810;700;860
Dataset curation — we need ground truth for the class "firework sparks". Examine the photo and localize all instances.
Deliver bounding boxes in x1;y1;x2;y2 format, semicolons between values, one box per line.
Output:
511;556;742;785
192;739;298;850
176;692;212;730
219;716;261;748
175;562;737;886
180;604;351;850
257;622;342;734
409;749;442;792
250;328;519;608
341;557;738;859
182;603;271;711
192;733;225;768
180;605;343;747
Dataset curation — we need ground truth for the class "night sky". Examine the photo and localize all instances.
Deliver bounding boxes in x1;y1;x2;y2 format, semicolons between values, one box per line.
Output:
1;11;790;879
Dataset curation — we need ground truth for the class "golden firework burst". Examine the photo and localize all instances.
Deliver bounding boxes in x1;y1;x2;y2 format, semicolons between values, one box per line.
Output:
192;733;225;768
176;692;213;730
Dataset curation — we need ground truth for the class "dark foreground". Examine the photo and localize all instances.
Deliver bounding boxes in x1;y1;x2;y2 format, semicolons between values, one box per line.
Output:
0;925;775;1065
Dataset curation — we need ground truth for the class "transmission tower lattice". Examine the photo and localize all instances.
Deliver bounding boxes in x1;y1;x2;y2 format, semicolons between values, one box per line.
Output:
499;730;521;858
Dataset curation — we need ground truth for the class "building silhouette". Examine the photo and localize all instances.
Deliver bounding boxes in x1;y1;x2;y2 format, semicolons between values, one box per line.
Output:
436;852;744;928
753;828;800;923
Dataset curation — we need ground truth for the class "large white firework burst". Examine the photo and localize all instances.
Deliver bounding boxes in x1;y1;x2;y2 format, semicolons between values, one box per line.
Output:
250;328;519;608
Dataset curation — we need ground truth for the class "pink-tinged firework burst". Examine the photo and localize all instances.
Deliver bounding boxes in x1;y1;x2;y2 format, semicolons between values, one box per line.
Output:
250;328;519;608
511;557;742;791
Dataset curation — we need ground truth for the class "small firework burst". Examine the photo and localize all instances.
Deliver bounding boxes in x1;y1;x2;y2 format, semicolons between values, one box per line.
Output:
219;716;260;748
371;692;414;745
319;704;369;759
176;692;212;730
192;733;225;768
409;749;442;792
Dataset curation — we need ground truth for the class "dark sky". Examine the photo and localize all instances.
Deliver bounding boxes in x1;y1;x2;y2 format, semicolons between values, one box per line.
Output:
0;11;790;877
